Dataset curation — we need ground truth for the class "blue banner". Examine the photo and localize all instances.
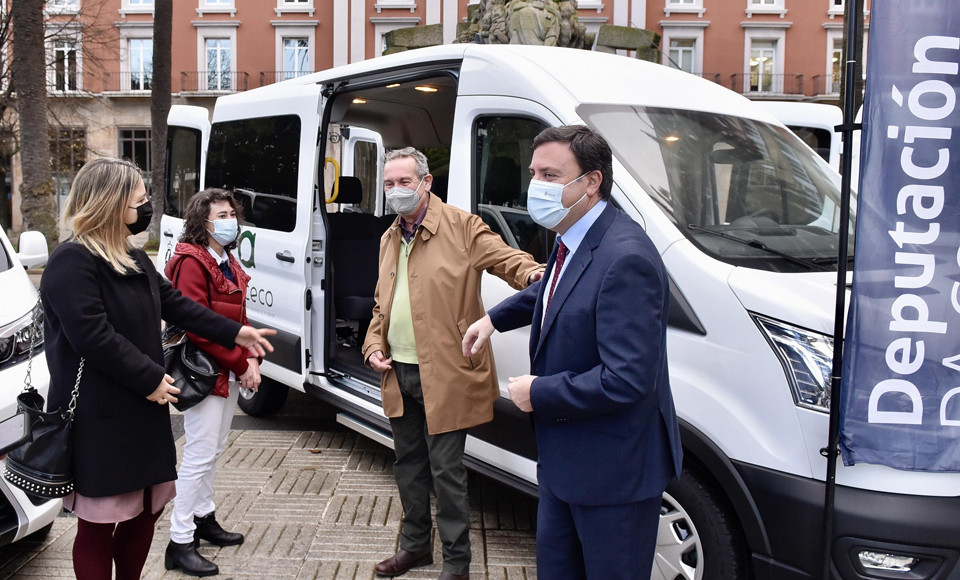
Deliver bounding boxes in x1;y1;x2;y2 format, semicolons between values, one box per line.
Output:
840;0;960;471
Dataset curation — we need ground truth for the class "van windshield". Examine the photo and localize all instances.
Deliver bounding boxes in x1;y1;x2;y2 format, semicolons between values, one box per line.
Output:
579;104;855;273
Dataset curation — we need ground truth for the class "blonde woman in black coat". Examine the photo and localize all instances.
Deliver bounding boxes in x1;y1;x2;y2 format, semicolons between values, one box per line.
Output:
40;157;274;580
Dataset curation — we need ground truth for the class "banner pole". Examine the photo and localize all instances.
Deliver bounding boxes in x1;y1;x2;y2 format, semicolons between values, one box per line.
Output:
821;0;863;577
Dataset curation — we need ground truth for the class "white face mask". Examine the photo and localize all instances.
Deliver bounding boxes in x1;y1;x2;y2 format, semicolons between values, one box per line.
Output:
386;177;424;215
526;173;588;230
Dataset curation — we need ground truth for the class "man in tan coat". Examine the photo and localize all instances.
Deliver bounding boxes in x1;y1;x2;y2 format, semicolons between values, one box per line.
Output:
363;148;542;580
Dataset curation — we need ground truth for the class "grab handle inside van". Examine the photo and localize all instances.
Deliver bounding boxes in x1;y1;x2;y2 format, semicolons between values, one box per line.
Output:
325;157;340;203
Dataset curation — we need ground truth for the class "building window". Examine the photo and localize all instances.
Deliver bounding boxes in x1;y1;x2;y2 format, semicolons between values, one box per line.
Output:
197;0;236;16
205;38;231;90
50;127;86;212
120;129;152;175
664;0;704;17
275;0;314;16
661;24;706;77
746;0;786;17
126;0;154;5
668;38;696;73
374;0;417;14
749;40;776;92
128;38;153;91
53;40;79;91
47;0;80;14
282;38;309;79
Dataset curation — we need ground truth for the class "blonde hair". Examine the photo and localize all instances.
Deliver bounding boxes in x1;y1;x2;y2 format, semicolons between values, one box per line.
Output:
62;157;145;274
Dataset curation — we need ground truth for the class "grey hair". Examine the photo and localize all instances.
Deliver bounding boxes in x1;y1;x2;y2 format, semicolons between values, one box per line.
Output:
384;147;429;178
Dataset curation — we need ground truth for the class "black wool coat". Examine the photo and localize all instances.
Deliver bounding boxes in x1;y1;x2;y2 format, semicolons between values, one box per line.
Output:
40;243;242;497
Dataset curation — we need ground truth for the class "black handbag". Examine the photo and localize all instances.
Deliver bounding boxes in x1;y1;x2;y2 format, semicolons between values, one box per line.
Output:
3;300;83;499
162;325;219;411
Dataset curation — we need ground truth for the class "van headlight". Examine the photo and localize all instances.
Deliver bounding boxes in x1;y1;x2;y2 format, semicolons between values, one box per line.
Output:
0;308;43;371
752;314;832;413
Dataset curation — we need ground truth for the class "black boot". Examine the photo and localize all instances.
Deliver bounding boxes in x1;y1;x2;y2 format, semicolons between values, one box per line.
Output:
165;540;219;577
194;512;244;546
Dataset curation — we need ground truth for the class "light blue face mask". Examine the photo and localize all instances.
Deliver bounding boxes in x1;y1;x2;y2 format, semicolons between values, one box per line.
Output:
526;173;588;230
207;218;239;245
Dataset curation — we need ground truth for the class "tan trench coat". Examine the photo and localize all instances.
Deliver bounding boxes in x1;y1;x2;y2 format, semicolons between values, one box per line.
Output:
362;193;543;434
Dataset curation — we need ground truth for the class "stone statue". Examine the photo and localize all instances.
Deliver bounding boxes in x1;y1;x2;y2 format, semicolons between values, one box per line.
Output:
558;0;586;49
508;0;561;46
482;0;510;44
454;0;592;50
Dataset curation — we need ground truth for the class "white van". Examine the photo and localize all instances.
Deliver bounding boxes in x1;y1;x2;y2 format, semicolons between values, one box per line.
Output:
161;45;960;580
0;229;61;546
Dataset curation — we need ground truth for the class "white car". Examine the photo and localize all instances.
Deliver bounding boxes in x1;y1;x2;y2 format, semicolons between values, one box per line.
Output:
0;229;61;546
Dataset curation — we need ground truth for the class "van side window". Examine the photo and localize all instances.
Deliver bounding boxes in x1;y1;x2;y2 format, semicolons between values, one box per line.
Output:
474;116;553;263
352;140;379;215
164;126;201;218
206;115;301;232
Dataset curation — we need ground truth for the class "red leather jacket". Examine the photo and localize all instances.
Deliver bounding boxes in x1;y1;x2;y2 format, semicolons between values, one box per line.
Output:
164;242;251;398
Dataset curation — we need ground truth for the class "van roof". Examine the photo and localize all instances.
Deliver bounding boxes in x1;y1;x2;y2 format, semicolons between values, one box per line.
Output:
223;44;782;126
754;101;842;131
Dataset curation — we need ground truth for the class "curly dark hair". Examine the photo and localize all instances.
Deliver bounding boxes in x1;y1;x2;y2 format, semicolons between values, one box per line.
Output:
179;188;245;251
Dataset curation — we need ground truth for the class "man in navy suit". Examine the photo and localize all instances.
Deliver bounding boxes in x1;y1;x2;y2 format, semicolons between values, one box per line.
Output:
462;125;682;579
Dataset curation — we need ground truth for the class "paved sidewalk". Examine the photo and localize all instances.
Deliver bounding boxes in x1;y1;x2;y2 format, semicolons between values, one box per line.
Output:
0;391;539;579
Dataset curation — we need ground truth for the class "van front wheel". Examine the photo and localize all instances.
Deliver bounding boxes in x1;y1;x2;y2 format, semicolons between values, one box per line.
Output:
237;377;289;418
652;468;746;580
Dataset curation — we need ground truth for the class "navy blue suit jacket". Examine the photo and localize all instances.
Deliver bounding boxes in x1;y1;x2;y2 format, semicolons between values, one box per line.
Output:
489;204;682;505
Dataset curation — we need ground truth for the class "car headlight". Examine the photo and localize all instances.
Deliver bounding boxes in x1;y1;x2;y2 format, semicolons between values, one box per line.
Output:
752;314;832;413
0;307;43;371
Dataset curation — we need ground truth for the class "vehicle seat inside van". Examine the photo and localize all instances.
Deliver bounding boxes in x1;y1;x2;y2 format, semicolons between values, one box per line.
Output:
327;176;384;342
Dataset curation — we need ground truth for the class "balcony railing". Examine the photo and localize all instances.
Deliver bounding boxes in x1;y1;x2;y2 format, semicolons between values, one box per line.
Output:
102;71;153;93
259;70;315;86
812;73;841;95
180;71;249;93
693;72;723;85
730;73;804;96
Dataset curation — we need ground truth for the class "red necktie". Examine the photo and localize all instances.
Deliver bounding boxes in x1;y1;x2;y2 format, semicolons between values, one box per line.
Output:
546;240;567;313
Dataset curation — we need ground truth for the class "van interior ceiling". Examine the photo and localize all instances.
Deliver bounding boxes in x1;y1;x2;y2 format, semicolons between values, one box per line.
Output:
323;73;458;383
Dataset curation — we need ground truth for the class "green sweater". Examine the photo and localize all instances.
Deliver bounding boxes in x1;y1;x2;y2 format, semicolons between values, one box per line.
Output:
387;237;418;363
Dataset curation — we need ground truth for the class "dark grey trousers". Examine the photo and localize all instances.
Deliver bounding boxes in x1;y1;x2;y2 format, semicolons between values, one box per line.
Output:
389;362;471;575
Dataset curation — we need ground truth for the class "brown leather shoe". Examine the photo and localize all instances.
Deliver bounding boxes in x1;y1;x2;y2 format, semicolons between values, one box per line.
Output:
374;549;433;577
438;572;469;580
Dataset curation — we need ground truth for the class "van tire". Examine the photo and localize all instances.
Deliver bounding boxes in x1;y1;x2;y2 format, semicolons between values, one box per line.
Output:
654;467;747;580
237;377;289;417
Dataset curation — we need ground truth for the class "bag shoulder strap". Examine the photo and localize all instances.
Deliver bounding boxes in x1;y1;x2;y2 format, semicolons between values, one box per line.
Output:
24;296;83;420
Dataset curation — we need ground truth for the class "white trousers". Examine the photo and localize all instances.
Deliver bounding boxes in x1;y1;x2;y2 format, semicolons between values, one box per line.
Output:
169;384;239;544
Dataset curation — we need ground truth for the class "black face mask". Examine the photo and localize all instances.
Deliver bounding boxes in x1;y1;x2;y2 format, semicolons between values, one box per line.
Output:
126;201;153;235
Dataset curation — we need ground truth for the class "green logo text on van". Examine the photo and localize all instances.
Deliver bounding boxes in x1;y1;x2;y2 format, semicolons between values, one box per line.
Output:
238;230;256;269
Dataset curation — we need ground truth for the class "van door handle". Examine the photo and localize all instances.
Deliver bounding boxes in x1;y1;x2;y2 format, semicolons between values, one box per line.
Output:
163;229;173;238
276;251;295;263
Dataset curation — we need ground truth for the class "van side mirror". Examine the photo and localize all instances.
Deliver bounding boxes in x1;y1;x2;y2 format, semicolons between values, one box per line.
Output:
17;231;48;270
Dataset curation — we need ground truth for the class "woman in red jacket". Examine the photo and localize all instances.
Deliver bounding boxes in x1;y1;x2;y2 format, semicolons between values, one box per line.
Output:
163;189;260;577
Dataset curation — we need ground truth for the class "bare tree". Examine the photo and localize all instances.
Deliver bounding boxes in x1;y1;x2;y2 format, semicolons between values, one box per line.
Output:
149;0;172;241
0;4;15;231
12;0;57;247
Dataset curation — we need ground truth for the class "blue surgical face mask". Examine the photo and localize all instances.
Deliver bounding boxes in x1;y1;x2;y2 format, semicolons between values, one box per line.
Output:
526;173;588;230
207;218;239;246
